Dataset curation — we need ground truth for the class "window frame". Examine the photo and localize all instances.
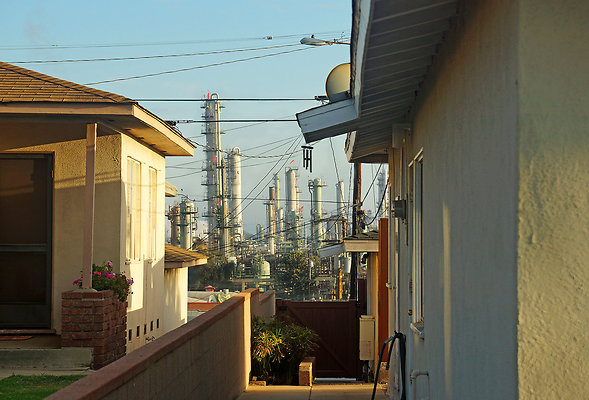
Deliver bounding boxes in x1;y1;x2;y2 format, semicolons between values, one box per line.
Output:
409;150;424;327
147;167;157;260
126;157;141;261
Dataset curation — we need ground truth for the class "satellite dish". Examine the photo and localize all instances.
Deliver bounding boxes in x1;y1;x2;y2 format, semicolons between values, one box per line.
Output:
325;63;351;103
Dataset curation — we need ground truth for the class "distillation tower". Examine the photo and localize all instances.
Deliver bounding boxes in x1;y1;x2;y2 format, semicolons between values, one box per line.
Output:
284;167;302;249
227;148;243;244
309;178;326;250
168;200;199;250
201;94;224;252
376;168;389;220
265;187;277;254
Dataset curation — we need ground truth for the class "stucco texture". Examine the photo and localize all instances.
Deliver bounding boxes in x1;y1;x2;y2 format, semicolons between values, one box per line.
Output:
0;121;122;333
120;134;167;353
401;0;520;398
517;0;589;397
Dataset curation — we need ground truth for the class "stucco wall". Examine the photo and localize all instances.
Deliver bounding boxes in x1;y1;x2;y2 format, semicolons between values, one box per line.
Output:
0;121;121;333
1;121;172;352
517;0;589;397
120;134;166;352
163;267;188;333
399;0;520;398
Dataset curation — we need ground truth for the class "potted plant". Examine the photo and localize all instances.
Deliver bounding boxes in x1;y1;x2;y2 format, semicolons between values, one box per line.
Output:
73;261;133;302
251;316;318;385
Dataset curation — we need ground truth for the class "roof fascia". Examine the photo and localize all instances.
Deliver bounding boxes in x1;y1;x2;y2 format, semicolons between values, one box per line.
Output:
353;0;373;117
132;105;194;156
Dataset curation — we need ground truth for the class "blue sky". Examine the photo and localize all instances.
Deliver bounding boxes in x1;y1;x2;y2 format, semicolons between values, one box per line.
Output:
2;0;382;234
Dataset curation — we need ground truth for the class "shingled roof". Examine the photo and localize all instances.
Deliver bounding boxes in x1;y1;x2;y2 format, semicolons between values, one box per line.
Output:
0;61;133;103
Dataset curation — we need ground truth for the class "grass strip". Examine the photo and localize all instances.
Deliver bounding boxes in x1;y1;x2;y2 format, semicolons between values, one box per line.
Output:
0;374;85;400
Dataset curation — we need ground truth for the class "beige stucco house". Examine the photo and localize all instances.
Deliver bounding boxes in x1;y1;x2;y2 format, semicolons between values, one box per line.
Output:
0;61;194;353
298;0;588;399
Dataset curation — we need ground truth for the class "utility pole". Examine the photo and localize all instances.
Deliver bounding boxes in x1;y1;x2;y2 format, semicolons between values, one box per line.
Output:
350;162;362;299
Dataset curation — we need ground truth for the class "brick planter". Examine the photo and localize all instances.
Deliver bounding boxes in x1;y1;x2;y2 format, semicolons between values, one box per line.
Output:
61;290;127;369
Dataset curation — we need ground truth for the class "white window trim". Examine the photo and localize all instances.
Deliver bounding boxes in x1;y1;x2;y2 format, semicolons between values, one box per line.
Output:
410;150;424;327
126;157;141;261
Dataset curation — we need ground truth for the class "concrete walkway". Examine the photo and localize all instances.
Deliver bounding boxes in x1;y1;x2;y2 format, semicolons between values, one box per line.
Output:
237;383;387;400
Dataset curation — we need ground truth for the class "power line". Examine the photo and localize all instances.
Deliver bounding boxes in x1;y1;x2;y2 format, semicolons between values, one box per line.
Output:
362;164;383;205
137;98;316;102
167;135;300;168
186;138;301;159
198;136;301;245
0;30;349;51
329;137;341;184
85;47;314;85
171;119;296;123
365;174;389;226
7;43;301;64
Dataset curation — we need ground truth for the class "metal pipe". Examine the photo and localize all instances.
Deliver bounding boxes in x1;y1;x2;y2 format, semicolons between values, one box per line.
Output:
410;370;430;400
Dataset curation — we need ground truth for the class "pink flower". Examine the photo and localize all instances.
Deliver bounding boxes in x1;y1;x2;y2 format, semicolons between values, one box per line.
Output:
107;261;113;267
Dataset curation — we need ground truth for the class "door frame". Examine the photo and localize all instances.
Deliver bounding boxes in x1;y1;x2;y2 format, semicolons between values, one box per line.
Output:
0;152;53;328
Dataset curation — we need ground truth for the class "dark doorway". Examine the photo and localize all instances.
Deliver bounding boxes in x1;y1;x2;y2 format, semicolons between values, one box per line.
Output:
0;154;53;328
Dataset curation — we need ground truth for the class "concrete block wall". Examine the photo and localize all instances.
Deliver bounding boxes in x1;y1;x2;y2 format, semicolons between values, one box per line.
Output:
61;290;127;369
48;288;273;400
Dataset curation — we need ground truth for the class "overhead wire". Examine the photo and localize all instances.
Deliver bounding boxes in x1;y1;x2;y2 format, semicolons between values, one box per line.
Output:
361;163;383;205
166;135;301;169
85;47;315;85
328;137;341;184
7;43;302;64
0;30;349;51
197;136;301;245
365;174;389;226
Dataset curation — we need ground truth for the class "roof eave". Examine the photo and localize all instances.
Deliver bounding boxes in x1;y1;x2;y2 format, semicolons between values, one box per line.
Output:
0;102;194;156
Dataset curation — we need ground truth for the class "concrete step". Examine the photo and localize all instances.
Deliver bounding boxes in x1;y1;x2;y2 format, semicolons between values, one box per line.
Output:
0;347;92;369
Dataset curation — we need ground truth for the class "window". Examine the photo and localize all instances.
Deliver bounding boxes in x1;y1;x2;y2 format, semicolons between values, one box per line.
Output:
148;167;157;259
410;151;424;326
126;158;141;260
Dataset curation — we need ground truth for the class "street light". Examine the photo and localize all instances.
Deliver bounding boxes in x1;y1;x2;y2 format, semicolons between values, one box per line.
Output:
300;35;350;46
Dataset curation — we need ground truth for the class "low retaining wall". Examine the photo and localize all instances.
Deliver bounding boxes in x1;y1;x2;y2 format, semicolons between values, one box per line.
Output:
61;290;127;369
48;289;275;400
256;291;276;319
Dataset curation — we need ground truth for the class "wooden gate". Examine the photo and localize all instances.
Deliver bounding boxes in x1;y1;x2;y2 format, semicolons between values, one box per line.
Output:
276;299;362;379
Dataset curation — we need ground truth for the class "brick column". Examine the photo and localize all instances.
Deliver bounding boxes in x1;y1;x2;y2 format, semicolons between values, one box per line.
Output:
61;290;127;369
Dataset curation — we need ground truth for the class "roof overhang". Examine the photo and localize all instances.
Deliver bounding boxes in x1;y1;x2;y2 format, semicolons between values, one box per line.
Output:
296;98;358;143
164;244;208;269
0;102;194;156
165;181;178;197
296;0;457;161
164;259;207;269
318;236;379;258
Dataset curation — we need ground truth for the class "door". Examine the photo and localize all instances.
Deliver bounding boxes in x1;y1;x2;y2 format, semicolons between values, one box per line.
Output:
0;154;53;328
276;299;362;379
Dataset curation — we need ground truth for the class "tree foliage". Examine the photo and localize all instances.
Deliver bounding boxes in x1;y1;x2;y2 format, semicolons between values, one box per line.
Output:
276;251;320;299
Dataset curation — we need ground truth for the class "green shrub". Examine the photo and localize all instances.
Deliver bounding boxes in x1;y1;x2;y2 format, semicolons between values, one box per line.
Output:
251;316;318;385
